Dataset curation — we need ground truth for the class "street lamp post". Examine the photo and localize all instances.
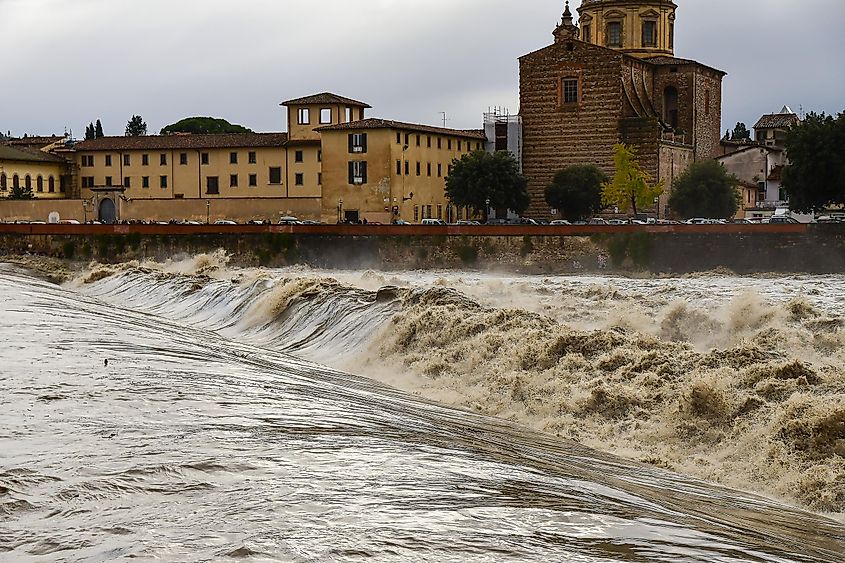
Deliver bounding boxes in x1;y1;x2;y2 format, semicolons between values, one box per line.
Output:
338;199;343;223
206;200;210;224
82;200;88;223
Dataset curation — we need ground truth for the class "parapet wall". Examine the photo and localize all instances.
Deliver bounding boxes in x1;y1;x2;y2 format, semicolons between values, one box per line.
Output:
1;224;844;274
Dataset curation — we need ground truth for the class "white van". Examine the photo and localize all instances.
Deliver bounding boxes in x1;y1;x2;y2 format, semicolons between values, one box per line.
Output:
421;219;446;226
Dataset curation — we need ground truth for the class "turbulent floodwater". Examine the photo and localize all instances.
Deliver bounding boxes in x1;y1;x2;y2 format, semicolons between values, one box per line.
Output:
2;255;845;561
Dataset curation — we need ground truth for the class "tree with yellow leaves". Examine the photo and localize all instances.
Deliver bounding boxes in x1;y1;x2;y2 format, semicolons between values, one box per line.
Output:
601;143;664;217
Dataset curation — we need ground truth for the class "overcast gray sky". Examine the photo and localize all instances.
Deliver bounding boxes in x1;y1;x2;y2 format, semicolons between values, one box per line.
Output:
2;0;842;138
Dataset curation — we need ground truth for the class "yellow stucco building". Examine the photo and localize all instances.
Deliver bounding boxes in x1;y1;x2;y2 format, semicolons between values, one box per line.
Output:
2;92;490;224
0;145;70;200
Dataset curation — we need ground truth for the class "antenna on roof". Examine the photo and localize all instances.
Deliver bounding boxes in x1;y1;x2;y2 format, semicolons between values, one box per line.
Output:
440;112;449;128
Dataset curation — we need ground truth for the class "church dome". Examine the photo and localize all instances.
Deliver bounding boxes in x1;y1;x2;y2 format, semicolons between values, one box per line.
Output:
576;0;677;58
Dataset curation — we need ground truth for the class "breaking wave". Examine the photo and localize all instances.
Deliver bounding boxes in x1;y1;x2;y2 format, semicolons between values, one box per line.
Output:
72;256;845;515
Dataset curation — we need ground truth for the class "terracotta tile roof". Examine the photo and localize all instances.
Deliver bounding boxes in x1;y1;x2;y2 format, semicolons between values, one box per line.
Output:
280;92;372;108
316;118;487;140
754;113;800;130
642;55;727;76
0;145;68;164
74;133;288;152
5;135;68;148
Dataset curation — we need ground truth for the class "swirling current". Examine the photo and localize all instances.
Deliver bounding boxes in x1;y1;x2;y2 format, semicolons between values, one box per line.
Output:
2;253;845;561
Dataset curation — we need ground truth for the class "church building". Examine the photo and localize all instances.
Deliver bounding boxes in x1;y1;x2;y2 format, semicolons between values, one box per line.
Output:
519;0;726;218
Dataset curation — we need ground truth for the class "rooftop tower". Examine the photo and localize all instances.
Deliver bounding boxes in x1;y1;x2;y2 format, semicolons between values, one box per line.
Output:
576;0;677;58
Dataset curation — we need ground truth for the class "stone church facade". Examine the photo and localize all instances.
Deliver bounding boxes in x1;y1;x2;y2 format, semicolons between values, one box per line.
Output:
520;0;725;218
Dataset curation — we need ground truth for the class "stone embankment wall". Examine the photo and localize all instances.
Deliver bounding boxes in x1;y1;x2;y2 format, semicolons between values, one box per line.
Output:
2;224;845;274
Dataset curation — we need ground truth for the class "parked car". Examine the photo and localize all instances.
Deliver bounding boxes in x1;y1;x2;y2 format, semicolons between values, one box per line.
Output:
421;218;447;226
606;219;627;225
214;219;238;225
588;218;608;225
550;219;571;225
279;216;301;225
393;219;411;225
58;220;81;225
454;220;481;226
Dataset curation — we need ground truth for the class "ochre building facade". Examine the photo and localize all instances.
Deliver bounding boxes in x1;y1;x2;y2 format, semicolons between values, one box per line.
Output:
520;0;725;218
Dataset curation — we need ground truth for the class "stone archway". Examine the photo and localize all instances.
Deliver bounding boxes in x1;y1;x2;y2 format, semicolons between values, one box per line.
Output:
99;198;116;224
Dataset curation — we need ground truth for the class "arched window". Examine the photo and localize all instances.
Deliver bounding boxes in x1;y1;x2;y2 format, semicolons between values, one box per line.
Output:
0;173;6;191
25;175;32;190
664;86;679;129
48;176;55;192
13;174;20;189
37;176;44;192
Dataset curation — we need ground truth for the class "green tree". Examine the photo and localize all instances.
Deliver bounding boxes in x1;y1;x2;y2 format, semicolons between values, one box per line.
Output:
445;151;530;220
125;115;147;136
545;164;608;221
85;123;95;140
8;182;35;200
601;143;664;216
782;112;845;213
668;160;740;219
160;117;253;135
732;122;751;141
95;119;104;138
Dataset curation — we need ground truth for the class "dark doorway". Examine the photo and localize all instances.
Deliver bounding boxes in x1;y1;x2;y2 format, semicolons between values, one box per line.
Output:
344;210;360;223
664;86;679;130
99;198;116;224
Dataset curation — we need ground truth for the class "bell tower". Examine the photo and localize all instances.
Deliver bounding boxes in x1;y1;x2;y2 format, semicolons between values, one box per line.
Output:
576;0;677;58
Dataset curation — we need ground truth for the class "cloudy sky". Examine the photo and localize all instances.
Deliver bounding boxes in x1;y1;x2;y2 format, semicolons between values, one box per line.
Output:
2;0;842;138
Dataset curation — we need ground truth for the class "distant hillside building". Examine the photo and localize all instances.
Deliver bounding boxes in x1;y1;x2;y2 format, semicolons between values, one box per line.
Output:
754;106;800;148
519;0;726;218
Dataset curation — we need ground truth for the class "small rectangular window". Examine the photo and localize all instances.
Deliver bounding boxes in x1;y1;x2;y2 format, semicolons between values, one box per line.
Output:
124;177;130;187
405;133;410;146
416;135;420;147
437;205;443;220
405;161;410;175
295;150;303;163
105;155;112;167
396;132;402;144
317;150;322;162
318;172;322;185
230;152;238;164
230;174;238;187
437;137;442;149
416;162;421;176
142;154;149;166
295;173;304;186
414;206;419;222
123;154;130;166
607;22;622;47
447;139;452;150
105;176;112;187
346;108;353;123
437;163;442;177
427;163;432;177
427;136;432;148
458;140;462;151
248;151;256;164
206;176;219;194
348;161;368;184
160;175;168;189
249;174;257;187
396;160;402;175
642;20;657;47
426;205;432;219
562;78;579;104
349;133;367;153
583;24;591;43
320;108;332;124
160;153;167;166
201;153;209;165
269;167;282;184
180;153;188;165
297;108;310;125
142;176;149;188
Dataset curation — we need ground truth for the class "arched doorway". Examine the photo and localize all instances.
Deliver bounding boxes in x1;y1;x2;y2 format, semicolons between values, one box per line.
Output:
99;198;117;224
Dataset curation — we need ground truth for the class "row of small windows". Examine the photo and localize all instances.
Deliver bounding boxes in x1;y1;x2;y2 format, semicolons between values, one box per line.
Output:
80;151;261;167
80;168;291;190
394;160;452;178
582;20;673;49
395;132;483;152
297;107;363;126
0;173;63;193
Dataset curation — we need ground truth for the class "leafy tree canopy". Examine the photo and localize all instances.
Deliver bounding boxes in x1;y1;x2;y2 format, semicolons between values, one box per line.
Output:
445;150;530;219
782;112;845;213
668;160;740;219
160;117;253;135
601;143;664;216
545;164;608;221
125;115;147;136
732;122;751;141
8;182;35;200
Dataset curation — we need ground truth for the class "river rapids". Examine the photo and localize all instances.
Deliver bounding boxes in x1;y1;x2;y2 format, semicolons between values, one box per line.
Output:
1;252;844;561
